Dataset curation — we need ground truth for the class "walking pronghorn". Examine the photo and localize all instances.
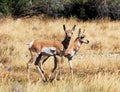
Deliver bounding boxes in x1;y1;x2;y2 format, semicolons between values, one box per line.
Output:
64;28;89;78
27;24;76;81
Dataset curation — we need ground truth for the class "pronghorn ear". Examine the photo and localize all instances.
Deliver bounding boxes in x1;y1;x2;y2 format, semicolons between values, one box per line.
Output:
72;25;76;31
78;28;81;37
63;24;66;31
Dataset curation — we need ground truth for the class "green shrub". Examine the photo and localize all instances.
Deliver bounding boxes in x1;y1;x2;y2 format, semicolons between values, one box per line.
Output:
0;0;119;20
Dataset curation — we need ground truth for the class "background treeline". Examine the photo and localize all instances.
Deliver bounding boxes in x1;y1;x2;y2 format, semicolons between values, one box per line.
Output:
0;0;120;20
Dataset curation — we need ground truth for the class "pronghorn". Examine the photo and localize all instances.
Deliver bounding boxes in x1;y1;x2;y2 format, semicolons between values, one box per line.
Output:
64;29;89;78
37;28;89;80
27;24;76;81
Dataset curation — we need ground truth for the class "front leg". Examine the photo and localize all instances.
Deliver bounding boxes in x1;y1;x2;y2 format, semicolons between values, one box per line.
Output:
49;55;59;81
68;57;73;79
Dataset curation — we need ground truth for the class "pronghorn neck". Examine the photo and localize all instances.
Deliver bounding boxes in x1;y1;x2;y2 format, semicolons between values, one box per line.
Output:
73;37;82;51
62;36;71;50
74;37;82;44
65;37;81;58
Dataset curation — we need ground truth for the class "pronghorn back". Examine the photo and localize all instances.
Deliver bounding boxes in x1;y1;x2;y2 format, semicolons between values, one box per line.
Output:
29;39;64;54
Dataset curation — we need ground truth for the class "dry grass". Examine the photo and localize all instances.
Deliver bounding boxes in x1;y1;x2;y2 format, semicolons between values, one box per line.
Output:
0;16;120;92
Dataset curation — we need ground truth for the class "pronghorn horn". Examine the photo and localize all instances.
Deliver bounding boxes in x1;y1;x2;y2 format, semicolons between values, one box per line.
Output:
63;24;66;31
72;25;76;31
78;28;81;37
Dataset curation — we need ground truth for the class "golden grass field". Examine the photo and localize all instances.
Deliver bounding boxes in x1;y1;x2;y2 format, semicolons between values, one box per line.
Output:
0;16;120;92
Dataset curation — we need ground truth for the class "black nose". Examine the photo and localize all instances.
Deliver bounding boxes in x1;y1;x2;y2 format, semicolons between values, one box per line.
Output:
67;37;71;39
87;40;89;44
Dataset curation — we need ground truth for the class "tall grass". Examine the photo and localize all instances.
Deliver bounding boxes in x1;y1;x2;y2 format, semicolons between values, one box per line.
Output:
0;16;120;92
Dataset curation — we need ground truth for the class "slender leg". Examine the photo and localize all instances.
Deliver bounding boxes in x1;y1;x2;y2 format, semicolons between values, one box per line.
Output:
38;55;49;74
35;65;46;81
53;55;63;81
52;55;64;81
68;58;73;79
27;49;35;80
49;54;58;81
52;55;58;73
60;55;64;80
57;56;63;80
27;58;33;80
42;56;50;64
34;53;46;81
39;56;50;74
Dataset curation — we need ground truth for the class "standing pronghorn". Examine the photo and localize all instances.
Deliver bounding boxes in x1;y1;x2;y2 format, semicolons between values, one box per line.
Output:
37;28;89;80
64;29;89;78
27;24;76;81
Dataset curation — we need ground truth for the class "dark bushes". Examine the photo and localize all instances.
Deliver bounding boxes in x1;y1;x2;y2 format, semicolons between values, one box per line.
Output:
0;0;119;20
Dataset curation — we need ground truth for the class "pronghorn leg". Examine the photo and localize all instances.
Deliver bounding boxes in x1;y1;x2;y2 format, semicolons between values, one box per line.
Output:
27;57;34;80
59;55;64;80
38;55;50;81
34;53;46;81
38;55;50;74
49;55;63;81
68;58;73;79
56;58;62;81
40;56;50;74
52;57;57;73
49;55;59;81
27;49;35;80
50;55;63;81
54;55;64;81
42;56;50;64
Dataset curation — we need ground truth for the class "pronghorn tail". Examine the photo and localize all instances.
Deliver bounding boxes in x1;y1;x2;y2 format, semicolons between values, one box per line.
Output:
26;41;34;49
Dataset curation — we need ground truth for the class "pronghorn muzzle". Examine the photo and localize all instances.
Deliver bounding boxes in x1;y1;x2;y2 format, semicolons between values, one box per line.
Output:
81;39;89;44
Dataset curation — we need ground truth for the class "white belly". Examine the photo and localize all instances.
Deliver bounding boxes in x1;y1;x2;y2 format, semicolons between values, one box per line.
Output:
41;47;56;56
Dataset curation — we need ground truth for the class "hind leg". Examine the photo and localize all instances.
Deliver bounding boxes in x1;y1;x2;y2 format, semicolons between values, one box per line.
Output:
27;57;34;80
34;53;47;81
27;49;36;80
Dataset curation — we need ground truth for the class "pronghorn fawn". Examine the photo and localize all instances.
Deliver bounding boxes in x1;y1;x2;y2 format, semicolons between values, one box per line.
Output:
64;29;89;78
27;24;76;81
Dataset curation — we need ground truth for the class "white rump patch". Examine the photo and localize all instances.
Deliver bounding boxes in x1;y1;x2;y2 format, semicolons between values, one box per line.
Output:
41;47;56;56
27;41;34;48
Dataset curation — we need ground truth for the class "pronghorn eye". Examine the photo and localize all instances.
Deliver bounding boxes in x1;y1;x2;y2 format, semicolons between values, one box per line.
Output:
80;34;85;39
81;35;85;39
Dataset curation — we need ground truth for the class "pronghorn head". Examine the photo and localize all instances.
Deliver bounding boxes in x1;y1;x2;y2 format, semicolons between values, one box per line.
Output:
63;24;76;39
78;29;89;44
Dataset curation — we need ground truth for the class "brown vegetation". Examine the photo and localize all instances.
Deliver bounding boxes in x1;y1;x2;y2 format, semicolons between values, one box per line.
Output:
0;17;120;92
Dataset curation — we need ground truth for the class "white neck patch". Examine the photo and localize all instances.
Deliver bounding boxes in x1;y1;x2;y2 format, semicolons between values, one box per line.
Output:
77;41;81;47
